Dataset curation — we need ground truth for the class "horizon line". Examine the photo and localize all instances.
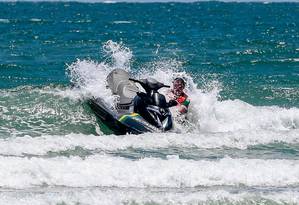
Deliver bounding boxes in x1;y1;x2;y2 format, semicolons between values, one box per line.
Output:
0;0;299;3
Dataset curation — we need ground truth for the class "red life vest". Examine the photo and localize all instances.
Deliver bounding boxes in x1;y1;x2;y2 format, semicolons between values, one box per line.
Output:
177;95;187;104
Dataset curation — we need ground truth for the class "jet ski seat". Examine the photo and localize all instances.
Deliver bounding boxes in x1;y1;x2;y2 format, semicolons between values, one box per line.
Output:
106;69;139;112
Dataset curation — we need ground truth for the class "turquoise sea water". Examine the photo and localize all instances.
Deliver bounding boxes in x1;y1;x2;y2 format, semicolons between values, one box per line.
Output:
1;2;299;204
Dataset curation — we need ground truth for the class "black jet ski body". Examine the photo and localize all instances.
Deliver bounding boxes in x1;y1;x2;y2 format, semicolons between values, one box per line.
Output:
88;69;173;134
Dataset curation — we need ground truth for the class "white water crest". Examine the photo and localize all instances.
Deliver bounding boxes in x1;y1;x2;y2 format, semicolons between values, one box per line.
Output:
1;155;299;188
193;97;299;132
0;129;299;156
1;188;299;205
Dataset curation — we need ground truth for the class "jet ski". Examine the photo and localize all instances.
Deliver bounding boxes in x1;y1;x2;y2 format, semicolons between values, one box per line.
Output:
87;69;173;135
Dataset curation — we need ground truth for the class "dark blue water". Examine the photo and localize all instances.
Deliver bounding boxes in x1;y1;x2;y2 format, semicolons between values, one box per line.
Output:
1;2;299;105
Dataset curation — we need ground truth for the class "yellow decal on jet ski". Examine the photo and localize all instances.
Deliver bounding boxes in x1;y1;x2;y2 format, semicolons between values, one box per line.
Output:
119;113;140;122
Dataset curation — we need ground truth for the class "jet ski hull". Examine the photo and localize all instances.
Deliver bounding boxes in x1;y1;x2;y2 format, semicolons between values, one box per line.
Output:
88;98;158;135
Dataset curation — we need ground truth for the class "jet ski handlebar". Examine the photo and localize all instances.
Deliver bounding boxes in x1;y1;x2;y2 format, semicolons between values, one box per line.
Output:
128;78;141;84
129;78;170;91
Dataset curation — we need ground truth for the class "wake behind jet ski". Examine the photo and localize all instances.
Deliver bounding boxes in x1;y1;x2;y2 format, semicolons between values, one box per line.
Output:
88;69;176;134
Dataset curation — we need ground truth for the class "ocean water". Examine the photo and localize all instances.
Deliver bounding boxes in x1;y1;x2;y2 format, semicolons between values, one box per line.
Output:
0;1;299;204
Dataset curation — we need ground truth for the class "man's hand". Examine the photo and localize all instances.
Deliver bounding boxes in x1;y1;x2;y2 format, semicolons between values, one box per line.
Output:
167;99;178;107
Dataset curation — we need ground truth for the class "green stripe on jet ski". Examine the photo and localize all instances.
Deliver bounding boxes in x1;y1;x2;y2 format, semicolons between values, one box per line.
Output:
119;113;140;122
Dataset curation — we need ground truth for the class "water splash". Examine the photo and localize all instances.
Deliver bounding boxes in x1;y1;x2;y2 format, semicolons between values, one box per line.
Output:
66;41;299;133
67;41;133;104
102;40;133;70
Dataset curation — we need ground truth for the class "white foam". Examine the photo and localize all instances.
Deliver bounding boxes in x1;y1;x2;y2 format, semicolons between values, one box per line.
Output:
0;129;299;156
1;155;299;188
1;188;299;205
193;97;299;132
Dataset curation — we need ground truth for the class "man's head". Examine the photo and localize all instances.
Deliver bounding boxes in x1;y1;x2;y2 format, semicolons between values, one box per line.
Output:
172;77;186;96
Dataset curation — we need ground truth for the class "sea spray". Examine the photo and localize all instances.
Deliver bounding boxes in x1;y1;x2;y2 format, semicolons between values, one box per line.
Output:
67;41;133;105
102;40;133;70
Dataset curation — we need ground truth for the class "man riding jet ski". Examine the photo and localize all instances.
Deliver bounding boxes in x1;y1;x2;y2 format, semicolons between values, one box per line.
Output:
88;69;178;134
167;77;190;115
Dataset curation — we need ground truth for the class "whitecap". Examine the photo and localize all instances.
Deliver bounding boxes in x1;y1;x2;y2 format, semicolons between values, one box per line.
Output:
0;19;10;23
1;155;299;188
112;20;133;24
